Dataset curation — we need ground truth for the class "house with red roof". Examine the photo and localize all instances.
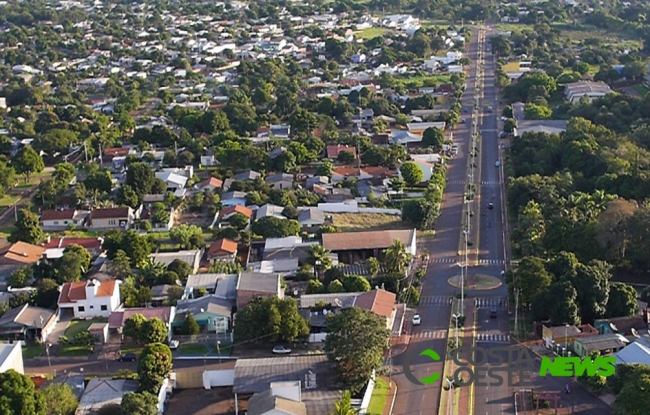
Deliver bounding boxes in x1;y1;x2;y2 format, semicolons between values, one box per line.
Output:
40;209;90;231
198;176;223;192
207;238;238;262
58;279;121;319
42;236;104;259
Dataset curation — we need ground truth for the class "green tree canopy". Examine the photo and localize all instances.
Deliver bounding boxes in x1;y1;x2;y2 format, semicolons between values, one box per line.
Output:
137;343;173;393
12;146;44;182
234;297;308;343
0;370;46;415
181;314;200;335
9;208;44;244
421;127;445;150
39;383;78;415
399;161;423;185
120;392;158;415
143;318;168;344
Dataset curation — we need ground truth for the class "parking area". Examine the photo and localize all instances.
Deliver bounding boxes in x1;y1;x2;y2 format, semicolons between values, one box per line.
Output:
166;387;236;415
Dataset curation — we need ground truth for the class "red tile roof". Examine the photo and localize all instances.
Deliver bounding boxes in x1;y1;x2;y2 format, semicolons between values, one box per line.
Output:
221;205;253;218
0;242;46;265
200;177;223;189
327;145;357;159
208;238;238;257
354;289;396;319
40;209;76;221
91;207;130;219
43;237;103;251
58;280;118;304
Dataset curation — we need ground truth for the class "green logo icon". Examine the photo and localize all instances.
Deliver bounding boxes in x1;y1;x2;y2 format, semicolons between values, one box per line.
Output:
403;348;441;385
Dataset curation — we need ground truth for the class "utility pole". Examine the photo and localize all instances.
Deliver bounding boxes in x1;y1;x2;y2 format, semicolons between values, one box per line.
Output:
514;288;520;336
84;141;88;163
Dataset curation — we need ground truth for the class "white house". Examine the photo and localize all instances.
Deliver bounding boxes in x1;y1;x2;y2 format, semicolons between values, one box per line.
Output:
0;343;24;374
58;279;121;319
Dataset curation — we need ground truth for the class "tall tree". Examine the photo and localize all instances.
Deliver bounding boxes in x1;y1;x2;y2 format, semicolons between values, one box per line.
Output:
120;392;158;415
39;383;78;415
399;161;423;185
0;370;46;415
9;208;44;244
126;162;155;200
143;318;168;344
421;127;445;150
509;256;552;307
123;314;147;343
137;343;173;393
11;146;44;182
234;297;308;343
384;240;412;276
606;282;637;318
181;315;200;335
324;307;390;393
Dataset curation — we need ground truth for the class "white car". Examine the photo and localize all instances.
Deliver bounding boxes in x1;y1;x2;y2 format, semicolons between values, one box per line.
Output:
169;340;179;350
272;346;292;354
412;314;421;326
495;161;501;167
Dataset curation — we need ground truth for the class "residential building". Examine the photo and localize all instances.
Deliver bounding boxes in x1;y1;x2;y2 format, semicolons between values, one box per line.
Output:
0;343;24;374
149;250;203;274
564;81;613;104
43;237;104;259
247;382;307;415
76;378;139;415
613;337;650;366
406;121;446;134
173;295;232;334
198;176;223;192
108;306;175;341
256;204;286;221
573;333;628;357
58;279;121;319
0;304;57;343
222;191;248;207
40;209;90;231
234;170;262;181
0;242;46;272
594;316;648;338
297;208;325;228
207;238;238;262
541;324;598;349
236;272;284;309
326;145;357;160
354;289;398;330
89;207;137;230
322;229;417;264
155;170;188;193
266;173;294;190
221;205;254;222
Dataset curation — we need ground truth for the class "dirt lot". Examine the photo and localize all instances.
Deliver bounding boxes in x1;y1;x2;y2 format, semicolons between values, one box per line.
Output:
331;213;406;231
167;388;236;415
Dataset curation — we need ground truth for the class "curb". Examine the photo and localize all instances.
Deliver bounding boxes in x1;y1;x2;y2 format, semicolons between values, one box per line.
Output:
388;379;398;415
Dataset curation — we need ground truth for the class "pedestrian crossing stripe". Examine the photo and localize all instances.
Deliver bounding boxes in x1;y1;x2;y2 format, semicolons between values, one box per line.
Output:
474;297;507;308
476;334;511;343
478;259;505;265
480;181;501;186
429;257;456;264
420;296;454;306
413;329;448;339
447;180;466;185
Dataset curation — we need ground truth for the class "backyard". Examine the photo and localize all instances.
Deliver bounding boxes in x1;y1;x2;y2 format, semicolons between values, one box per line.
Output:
58;318;106;357
331;213;407;231
179;342;231;356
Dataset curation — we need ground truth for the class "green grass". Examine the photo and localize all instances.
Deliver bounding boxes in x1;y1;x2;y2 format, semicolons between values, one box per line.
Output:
58;344;92;357
634;85;650;96
14;171;52;189
356;27;389;39
367;377;390;415
0;226;13;239
22;344;44;359
120;342;144;355
0;194;19;209
394;74;453;89
65;320;94;338
179;342;232;356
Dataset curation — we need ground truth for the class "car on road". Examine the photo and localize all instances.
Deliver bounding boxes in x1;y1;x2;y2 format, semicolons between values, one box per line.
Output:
169;340;179;350
272;346;292;354
495;161;500;167
119;353;137;362
461;119;466;124
488;203;494;210
490;309;497;318
412;314;421;326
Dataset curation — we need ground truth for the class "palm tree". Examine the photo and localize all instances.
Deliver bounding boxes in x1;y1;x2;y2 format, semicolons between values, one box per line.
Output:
384;239;413;276
307;245;333;275
331;391;358;415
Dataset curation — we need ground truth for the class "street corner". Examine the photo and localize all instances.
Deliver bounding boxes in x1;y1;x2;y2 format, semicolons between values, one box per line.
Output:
387;334;411;358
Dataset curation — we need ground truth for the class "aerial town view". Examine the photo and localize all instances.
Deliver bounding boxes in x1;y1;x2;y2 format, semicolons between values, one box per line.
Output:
0;0;649;414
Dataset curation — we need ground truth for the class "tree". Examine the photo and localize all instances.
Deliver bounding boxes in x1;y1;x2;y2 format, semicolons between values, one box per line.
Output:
503;118;517;133
531;281;580;326
422;127;445;150
614;374;650;415
389;177;405;194
170;224;205;250
331;391;358;415
511;256;552;307
181;314;200;335
343;275;371;292
123;314;147;343
167;259;192;282
108;250;132;278
595;199;636;263
328;279;345;293
365;257;380;277
324;307;390;393
306;279;324;294
234;297;309;343
63;244;92;273
137;343;173;393
39;383;78;415
0;370;46;415
143;318;168;344
306;245;333;274
606;282;637;318
228;213;250;230
9;208;44;244
34;278;61;309
337;151;356;165
8;266;32;288
56;250;85;283
126;162;155;200
120;392;158;415
402;199;439;230
384;240;412;275
12;146;44;182
609;364;650;396
251;217;300;239
400;161;423;185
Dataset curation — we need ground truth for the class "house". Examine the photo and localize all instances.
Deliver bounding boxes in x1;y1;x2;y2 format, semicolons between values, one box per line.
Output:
0;242;46;273
390;130;422;146
89;207;137;230
0;304;57;343
207;238;238;262
76;378;139;415
43;237;104;259
402;159;435;183
221;205;254;221
234;170;262;182
354;289;398;330
108;306;175;341
173;295;232;335
406;121;446;135
256;204;286;221
222;191;248;207
149;250;203;274
155;170;188;193
515;120;568;136
247;382;307;415
266;173;294;190
613;337;650;366
0;343;24;374
185;273;237;295
40;209;90;231
564;81;612;104
233;356;339;415
247;259;301;278
236;272;284;309
198;177;223;192
261;237;321;264
573;333;628;357
58;279;121;319
594;316;648;338
541;324;598;349
322;229;417;264
151;284;175;305
298;208;325;228
305;176;329;190
326;145;357;160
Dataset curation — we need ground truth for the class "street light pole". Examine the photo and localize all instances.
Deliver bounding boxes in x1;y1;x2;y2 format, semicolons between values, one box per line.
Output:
565;324;569;356
45;343;53;376
216;340;222;364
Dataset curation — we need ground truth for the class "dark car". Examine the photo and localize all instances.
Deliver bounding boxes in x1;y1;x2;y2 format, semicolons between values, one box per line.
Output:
490;309;497;319
119;353;137;362
488;203;494;210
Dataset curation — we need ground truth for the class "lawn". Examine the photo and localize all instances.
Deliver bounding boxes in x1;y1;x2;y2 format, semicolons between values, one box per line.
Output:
367;377;390;415
634;85;650;96
179;343;232;356
332;213;407;231
0;226;13;239
22;344;44;359
65;320;93;338
356;27;388;39
120;342;144;355
394;74;453;89
14;171;52;189
0;194;19;209
58;318;107;357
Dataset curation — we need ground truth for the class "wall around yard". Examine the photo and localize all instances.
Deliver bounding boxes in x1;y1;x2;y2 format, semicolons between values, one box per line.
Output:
358;371;376;415
204;369;235;389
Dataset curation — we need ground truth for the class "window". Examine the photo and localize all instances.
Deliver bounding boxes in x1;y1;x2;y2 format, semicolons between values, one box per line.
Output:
89;305;94;309
108;219;116;225
78;306;85;312
53;221;59;225
101;305;107;311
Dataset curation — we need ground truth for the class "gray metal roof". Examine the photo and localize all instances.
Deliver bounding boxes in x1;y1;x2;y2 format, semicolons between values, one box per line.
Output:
77;378;138;414
299;292;358;309
237;272;280;293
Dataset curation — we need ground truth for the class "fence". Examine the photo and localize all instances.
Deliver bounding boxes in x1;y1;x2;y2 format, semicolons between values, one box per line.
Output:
316;202;401;215
172;333;233;344
308;333;327;343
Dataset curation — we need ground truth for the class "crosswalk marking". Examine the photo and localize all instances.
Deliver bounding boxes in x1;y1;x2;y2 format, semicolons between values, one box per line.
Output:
412;329;448;339
420;295;454;306
474;297;507;308
429;257;456;264
476;333;511;343
481;181;501;186
447;180;465;185
478;259;505;265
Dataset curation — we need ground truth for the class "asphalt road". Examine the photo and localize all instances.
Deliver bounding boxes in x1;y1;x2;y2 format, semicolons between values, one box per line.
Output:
391;27;482;415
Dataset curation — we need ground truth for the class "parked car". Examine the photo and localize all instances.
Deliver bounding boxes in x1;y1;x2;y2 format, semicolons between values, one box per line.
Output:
169;340;179;350
272;346;292;354
412;314;421;326
488;203;494;210
490;309;497;319
119;353;137;362
495;161;500;167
